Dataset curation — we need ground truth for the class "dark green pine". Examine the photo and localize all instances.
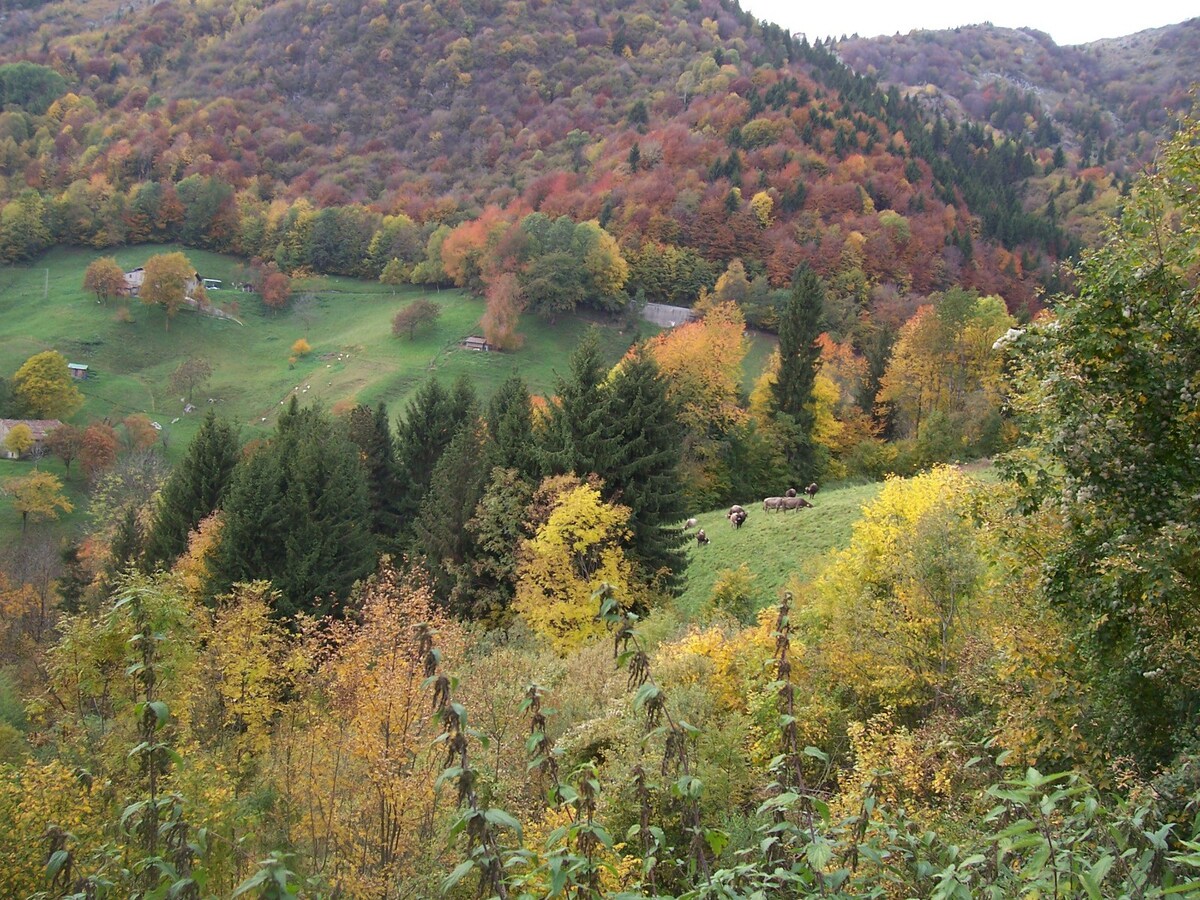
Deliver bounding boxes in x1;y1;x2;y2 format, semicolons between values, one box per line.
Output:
144;410;239;570
211;401;374;619
414;420;489;606
601;348;688;593
346;402;403;543
393;374;478;535
772;264;825;482
541;329;616;478
486;373;540;481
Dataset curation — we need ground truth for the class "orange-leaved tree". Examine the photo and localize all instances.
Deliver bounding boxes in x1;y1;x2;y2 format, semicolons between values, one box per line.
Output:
266;561;463;894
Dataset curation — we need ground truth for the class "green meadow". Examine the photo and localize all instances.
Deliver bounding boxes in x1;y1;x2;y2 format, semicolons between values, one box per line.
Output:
0;246;652;458
675;480;885;618
2;244;835;586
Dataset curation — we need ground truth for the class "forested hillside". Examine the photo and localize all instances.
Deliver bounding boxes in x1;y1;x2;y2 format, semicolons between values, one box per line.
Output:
0;0;1111;316
2;1;1200;897
835;19;1200;247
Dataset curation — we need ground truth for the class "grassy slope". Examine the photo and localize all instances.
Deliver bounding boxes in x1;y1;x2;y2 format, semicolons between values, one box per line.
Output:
0;246;652;456
0;245;661;546
675;480;885;619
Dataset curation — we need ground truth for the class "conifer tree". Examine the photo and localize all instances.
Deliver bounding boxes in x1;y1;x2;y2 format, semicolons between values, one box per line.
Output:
414;420;489;606
486;374;539;480
346;402;403;543
541;330;614;477
602;348;687;592
393;375;478;534
144;411;239;570
212;400;374;618
772;264;825;481
106;505;146;581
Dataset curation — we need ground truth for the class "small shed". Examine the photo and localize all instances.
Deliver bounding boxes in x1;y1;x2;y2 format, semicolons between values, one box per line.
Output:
201;278;222;291
462;336;492;352
68;363;89;380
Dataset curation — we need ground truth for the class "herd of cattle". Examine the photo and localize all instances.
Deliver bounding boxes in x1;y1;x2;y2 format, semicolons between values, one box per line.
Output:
690;483;818;546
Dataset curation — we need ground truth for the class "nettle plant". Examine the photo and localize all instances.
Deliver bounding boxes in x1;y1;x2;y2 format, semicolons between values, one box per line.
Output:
427;586;1200;900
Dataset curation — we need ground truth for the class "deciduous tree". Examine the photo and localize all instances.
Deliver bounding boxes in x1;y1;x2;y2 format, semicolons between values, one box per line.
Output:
3;423;33;458
481;272;524;350
11;350;83;419
140;251;196;330
1005;110;1200;765
169;357;213;406
3;470;72;532
515;481;637;653
261;271;293;313
379;257;407;294
44;423;82;477
82;256;127;303
390;298;441;340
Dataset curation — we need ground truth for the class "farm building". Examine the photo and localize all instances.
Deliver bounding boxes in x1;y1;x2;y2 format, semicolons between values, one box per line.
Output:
0;418;63;459
124;266;203;298
462;336;492;351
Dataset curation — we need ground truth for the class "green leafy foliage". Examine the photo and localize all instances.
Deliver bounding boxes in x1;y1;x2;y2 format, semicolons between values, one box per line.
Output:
1004;109;1200;766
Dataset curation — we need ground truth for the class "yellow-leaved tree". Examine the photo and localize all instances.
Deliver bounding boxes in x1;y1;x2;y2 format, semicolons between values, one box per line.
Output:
809;465;987;714
266;560;463;896
515;482;637;654
645;301;748;502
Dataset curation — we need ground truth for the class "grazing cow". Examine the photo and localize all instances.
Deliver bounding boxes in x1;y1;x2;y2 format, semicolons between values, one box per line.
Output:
781;496;813;511
695;528;709;546
763;497;785;511
804;482;819;498
729;507;747;529
784;487;797;497
684;517;698;530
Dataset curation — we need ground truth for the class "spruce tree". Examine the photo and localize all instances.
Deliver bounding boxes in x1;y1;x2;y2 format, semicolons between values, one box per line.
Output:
486;373;539;480
346;402;403;543
211;401;374;618
106;504;146;582
394;375;478;533
772;264;825;482
602;348;687;592
144;411;239;570
541;330;614;477
414;420;489;606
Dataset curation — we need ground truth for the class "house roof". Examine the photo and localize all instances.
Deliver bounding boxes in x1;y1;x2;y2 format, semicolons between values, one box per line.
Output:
0;418;64;440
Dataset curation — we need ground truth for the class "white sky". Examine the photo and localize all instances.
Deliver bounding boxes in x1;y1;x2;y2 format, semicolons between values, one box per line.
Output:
739;0;1198;46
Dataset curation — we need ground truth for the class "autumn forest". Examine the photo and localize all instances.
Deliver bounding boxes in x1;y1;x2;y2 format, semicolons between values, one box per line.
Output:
1;0;1199;897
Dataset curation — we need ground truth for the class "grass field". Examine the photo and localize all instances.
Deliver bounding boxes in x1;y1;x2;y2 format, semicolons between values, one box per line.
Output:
675;480;886;619
0;246;657;459
2;244;808;581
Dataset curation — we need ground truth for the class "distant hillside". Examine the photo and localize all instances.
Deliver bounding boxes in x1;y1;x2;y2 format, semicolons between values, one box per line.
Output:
836;20;1198;168
0;0;1098;315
